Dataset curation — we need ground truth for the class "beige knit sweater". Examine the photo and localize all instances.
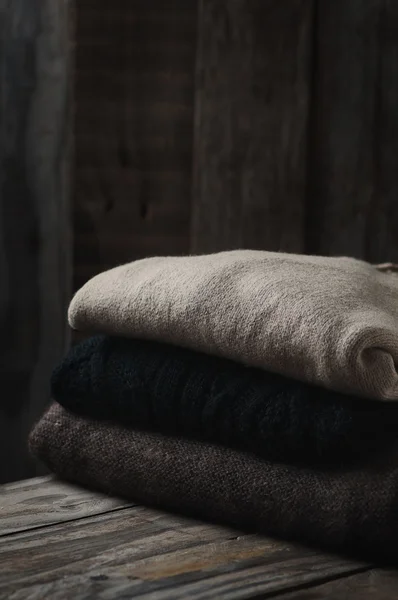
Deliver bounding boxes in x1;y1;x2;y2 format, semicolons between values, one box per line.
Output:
68;250;398;400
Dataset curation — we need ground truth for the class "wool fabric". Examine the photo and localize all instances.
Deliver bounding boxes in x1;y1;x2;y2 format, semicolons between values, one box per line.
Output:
68;250;398;400
51;335;398;465
30;403;398;563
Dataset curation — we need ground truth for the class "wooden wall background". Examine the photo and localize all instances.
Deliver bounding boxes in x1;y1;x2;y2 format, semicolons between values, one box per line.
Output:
74;0;195;291
0;0;72;483
1;0;397;483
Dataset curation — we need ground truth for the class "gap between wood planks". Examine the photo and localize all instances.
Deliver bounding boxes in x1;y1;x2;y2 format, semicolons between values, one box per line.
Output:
0;502;137;540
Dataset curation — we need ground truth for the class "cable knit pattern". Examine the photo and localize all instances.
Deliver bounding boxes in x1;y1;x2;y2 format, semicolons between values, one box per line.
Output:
30;403;398;564
68;250;398;400
51;336;398;465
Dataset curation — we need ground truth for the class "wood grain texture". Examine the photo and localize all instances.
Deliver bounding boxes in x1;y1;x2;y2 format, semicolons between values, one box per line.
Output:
368;0;398;263
4;559;370;600
0;476;133;536
0;505;241;592
5;477;395;600
0;0;72;483
0;502;368;600
280;569;398;599
191;0;314;254
73;0;197;292
306;0;398;262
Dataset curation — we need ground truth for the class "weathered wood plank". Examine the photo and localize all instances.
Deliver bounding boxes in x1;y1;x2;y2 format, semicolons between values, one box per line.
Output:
368;0;398;263
0;503;244;591
0;0;72;483
3;530;368;600
191;0;314;254
73;0;197;292
306;0;398;262
0;476;134;536
0;478;372;600
280;568;398;599
102;540;368;600
0;479;369;600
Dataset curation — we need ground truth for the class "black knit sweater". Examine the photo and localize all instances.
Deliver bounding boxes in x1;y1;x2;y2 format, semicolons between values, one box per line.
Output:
51;335;398;465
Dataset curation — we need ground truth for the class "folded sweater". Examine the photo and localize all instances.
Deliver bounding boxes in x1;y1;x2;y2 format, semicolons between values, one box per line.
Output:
51;335;398;465
30;402;398;564
68;250;398;400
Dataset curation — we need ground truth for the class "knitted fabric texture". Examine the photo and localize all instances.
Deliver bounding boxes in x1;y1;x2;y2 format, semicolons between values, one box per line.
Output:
30;403;398;564
51;335;398;465
68;250;398;400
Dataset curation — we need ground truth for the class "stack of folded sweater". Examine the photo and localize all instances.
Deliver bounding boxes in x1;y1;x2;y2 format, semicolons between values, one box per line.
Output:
30;250;398;563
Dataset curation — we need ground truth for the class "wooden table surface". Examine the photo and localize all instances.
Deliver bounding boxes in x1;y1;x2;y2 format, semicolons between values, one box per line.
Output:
1;477;398;599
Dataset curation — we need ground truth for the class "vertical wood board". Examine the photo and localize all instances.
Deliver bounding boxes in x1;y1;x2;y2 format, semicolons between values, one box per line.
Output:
0;0;72;482
306;0;398;262
191;0;314;254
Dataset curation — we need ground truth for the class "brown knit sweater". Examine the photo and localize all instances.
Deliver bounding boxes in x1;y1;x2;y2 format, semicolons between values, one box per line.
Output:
30;403;398;563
